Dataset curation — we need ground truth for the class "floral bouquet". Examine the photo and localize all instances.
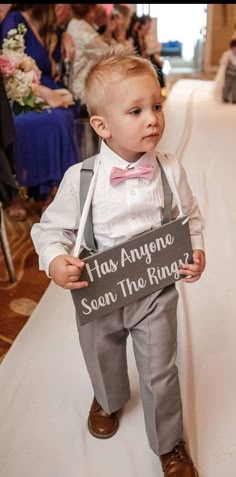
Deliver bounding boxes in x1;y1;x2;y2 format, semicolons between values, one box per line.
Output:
0;23;45;114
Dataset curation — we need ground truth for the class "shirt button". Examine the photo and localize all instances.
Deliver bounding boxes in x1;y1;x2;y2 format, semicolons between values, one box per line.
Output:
130;190;136;196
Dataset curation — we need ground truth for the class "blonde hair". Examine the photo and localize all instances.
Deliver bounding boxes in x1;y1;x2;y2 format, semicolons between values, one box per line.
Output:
84;45;159;115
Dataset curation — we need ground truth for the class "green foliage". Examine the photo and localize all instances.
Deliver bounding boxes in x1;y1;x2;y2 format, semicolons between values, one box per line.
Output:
12;95;44;115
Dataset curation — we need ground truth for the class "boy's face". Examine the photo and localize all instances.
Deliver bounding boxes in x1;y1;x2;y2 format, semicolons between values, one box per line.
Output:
92;73;165;162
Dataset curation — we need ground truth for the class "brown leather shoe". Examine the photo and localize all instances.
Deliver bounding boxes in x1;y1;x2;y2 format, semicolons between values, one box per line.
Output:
160;442;199;476
88;397;119;439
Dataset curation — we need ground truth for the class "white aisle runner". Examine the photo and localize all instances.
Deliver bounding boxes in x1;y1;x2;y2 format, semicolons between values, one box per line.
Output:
159;79;236;476
1;79;236;477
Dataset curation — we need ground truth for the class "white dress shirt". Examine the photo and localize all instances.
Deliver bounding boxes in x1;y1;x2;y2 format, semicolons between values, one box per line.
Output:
31;141;205;275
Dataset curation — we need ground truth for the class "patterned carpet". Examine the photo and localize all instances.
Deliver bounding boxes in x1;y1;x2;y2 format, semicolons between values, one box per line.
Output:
0;201;50;361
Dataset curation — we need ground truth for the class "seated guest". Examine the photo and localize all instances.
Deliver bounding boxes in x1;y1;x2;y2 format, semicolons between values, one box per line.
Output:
110;4;132;46
213;38;236;103
0;75;19;212
54;4;75;89
126;12;141;55
66;4;111;160
0;4;79;217
93;4;108;35
138;15;166;89
93;4;118;46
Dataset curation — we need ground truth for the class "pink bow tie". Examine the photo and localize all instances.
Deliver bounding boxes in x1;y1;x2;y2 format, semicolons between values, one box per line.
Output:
110;164;154;186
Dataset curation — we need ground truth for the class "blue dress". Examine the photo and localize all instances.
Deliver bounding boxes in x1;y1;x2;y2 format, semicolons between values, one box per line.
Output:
0;12;80;198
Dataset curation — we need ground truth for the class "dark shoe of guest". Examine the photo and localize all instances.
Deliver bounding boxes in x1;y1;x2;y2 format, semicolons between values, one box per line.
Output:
7;197;27;221
88;397;119;439
160;441;199;477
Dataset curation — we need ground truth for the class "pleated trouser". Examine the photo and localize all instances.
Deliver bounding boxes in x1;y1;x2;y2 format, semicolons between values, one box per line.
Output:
76;284;183;456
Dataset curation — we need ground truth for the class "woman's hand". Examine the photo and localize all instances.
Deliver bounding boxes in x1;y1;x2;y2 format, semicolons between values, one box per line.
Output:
61;31;75;61
37;85;72;108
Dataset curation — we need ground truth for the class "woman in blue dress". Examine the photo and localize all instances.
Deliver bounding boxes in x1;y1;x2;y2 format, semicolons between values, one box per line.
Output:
0;4;80;217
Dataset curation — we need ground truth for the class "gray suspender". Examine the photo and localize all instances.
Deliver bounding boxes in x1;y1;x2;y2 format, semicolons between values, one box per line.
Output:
159;156;173;225
80;155;173;252
80;155;97;251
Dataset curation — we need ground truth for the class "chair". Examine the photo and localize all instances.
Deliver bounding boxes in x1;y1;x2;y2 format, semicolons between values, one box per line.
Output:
73;117;100;162
0;202;16;282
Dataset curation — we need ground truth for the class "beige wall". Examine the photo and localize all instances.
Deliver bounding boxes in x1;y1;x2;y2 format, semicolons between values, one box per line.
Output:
211;4;235;64
204;4;236;71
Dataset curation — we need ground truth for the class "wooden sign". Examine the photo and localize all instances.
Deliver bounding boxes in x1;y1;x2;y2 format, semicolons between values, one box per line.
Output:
71;216;193;326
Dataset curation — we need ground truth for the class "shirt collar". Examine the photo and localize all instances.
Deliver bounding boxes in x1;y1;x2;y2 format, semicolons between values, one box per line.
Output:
99;140;157;174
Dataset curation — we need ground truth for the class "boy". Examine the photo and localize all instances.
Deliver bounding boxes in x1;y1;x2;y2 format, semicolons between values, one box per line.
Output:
31;46;205;477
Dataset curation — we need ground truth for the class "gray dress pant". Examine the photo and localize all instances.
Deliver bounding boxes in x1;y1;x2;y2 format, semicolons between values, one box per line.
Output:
76;284;183;456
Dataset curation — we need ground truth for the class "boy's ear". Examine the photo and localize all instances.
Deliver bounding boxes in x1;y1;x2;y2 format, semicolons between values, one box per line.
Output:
90;115;111;139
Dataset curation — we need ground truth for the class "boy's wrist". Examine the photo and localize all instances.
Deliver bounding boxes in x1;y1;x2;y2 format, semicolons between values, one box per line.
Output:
41;249;68;277
190;235;205;252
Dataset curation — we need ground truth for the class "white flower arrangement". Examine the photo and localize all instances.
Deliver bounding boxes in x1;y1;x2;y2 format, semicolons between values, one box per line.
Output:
0;23;45;114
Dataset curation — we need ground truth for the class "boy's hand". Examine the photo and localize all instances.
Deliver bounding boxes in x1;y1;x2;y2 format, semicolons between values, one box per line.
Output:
179;249;206;283
49;255;88;289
